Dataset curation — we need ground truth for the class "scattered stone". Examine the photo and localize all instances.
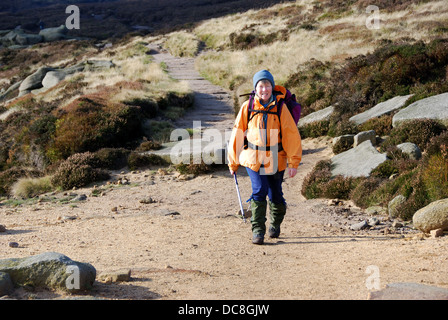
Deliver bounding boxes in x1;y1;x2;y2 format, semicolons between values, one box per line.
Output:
111;207;118;212
0;252;96;293
368;217;380;227
164;210;180;216
392;220;403;228
353;130;376;147
140;197;157;204
350;220;368;231
8;242;19;248
397;142;422;160
0;225;6;233
365;206;386;215
98;269;131;283
413;198;448;233
388;195;407;219
72;194;87;202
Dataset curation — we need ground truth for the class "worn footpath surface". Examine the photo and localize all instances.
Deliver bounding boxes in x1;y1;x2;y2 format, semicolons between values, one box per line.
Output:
1;45;448;300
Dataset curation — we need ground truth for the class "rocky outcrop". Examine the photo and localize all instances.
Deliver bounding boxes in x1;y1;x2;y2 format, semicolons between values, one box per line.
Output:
298;105;334;127
0;25;70;47
330;140;387;178
0;252;96;293
42;70;67;89
392;92;448;127
413;198;448;233
349;94;413;125
18;67;54;96
38;25;68;42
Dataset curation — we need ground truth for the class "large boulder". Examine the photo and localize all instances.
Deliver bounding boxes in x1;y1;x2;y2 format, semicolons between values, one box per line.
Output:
0;30;43;47
392;92;448;127
413;198;448;233
331;140;387;178
350;94;413;125
39;25;68;42
42;70;67;89
0;252;96;293
19;67;54;95
298;105;334;127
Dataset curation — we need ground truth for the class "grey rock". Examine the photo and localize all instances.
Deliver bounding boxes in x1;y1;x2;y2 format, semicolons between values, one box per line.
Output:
397;142;422;160
0;272;14;296
350;220;368;231
39;25;68;42
413;198;448;233
298;105;334;127
63;62;86;75
388;194;407;219
332;134;355;147
354;130;376;147
42;70;66;89
392;92;448;127
331;140;387;178
350;94;413;125
0;252;96;292
85;60;115;70
368;217;380;227
19;67;54;93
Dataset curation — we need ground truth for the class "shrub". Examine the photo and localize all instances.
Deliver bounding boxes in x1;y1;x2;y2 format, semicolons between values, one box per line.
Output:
301;160;332;199
93;148;130;170
322;175;357;199
422;153;448;202
382;119;445;151
350;177;384;208
176;161;211;175
0;167;41;196
11;176;53;198
51;96;143;160
127;152;168;170
298;121;330;139
51;152;109;190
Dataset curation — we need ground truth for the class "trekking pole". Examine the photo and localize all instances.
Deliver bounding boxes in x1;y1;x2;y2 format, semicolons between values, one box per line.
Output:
233;173;247;223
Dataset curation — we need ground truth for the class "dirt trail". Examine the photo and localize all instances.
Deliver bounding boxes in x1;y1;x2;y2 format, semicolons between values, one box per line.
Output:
1;47;448;301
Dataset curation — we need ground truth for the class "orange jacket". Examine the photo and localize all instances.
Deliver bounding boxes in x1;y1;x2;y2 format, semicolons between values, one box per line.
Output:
228;85;302;174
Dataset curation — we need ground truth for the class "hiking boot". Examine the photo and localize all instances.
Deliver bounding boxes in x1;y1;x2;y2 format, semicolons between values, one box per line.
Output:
252;234;264;245
268;201;286;237
250;199;267;236
268;226;281;238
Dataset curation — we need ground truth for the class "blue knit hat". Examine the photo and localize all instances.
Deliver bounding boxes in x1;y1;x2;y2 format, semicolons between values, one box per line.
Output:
253;69;275;90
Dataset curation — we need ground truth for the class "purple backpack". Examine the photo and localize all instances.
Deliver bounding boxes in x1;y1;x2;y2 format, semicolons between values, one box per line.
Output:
243;89;302;126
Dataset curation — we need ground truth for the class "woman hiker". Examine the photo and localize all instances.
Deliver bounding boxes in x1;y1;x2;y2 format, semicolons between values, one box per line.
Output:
228;70;302;245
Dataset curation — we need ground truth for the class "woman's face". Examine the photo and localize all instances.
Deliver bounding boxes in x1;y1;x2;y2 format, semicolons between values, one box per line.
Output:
256;80;273;104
